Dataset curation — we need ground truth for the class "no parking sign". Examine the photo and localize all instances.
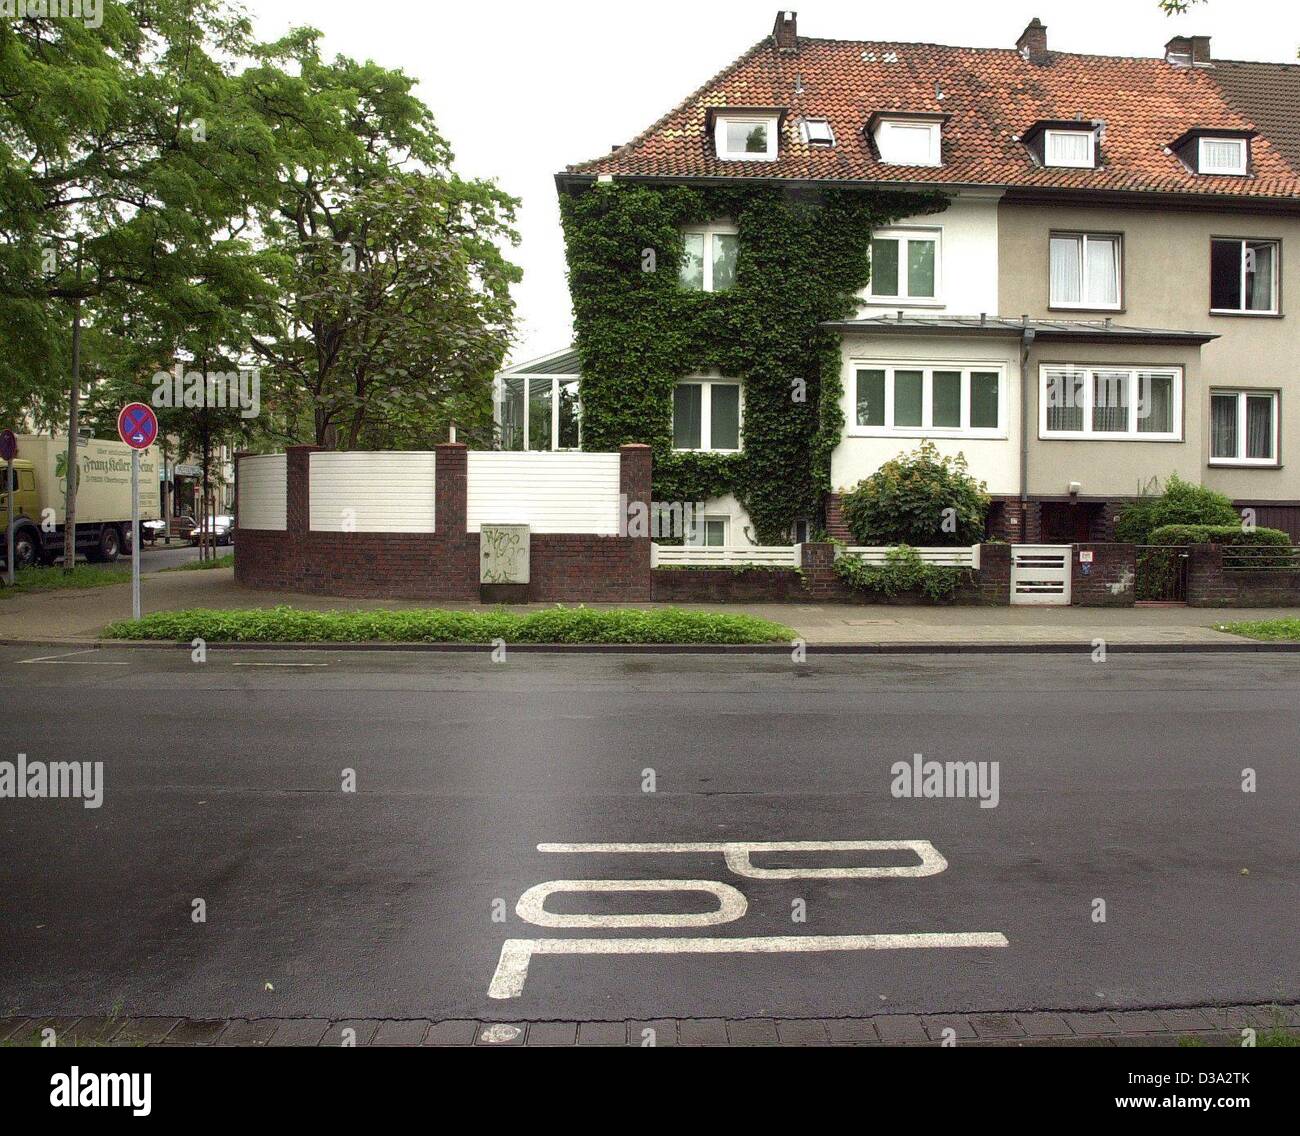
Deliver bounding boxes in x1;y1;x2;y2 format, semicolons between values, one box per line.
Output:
117;403;157;619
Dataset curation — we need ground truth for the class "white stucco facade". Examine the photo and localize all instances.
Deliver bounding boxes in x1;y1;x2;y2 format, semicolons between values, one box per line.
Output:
856;190;1003;319
831;333;1023;498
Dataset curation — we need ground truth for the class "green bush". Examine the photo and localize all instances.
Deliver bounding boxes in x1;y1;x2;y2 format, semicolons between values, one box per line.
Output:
1114;475;1239;544
838;441;989;546
103;605;796;645
1146;524;1291;548
833;544;966;602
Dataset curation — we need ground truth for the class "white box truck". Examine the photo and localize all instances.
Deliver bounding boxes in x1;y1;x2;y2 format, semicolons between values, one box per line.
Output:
1;435;159;568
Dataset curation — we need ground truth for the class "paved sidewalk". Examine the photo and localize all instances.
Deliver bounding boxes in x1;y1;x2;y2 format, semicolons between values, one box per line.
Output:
2;1005;1294;1047
0;565;1293;648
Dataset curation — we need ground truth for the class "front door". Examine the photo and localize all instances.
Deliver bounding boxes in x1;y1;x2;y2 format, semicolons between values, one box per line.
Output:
1040;502;1096;544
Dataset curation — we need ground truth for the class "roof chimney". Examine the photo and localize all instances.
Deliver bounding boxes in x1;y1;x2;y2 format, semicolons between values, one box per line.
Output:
1016;18;1048;64
773;10;798;54
1166;34;1212;66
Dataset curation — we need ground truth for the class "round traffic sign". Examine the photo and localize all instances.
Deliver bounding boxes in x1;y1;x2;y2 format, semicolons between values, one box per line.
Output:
117;403;158;451
0;429;16;463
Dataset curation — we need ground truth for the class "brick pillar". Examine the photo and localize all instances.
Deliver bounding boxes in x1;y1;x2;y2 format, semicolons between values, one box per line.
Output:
619;443;652;511
620;444;653;600
977;543;1010;605
285;445;321;535
1186;543;1221;607
232;451;251;530
435;443;468;535
824;494;853;542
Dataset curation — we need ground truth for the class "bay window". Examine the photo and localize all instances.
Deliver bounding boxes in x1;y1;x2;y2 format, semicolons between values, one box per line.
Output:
1210;390;1278;465
853;364;1003;436
1040;365;1181;440
1050;232;1121;309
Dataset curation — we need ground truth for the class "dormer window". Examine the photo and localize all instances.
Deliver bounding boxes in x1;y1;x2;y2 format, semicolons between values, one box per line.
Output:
800;117;835;147
1169;128;1254;177
868;113;945;167
711;110;781;162
1044;129;1096;168
1022;120;1101;169
1199;137;1247;176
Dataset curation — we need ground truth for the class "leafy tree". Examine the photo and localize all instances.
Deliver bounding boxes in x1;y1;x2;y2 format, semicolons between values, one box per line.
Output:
838;441;990;546
242;33;520;449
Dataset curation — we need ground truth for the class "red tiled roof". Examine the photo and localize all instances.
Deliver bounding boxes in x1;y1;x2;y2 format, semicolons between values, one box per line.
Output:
565;36;1300;200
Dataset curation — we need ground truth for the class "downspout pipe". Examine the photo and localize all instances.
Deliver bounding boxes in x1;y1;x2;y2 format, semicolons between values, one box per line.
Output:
1019;324;1037;536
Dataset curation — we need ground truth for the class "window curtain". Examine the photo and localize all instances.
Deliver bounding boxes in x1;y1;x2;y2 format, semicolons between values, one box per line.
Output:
1086;237;1119;305
1050;237;1082;304
673;384;703;449
710;385;741;449
857;369;885;427
1246;395;1273;459
1137;373;1173;433
1049;132;1092;165
1202;139;1243;171
1244;242;1274;311
1210;394;1238;458
1044;370;1084;432
1092;372;1129;432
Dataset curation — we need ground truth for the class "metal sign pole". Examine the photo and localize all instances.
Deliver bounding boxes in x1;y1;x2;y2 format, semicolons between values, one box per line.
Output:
131;449;141;620
5;457;13;586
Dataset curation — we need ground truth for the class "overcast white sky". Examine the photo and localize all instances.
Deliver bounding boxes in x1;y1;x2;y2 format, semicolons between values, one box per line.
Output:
249;0;1300;365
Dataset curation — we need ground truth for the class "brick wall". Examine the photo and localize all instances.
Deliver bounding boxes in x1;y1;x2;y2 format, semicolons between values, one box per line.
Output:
1071;542;1136;607
652;568;808;603
1186;543;1300;607
236;443;652;602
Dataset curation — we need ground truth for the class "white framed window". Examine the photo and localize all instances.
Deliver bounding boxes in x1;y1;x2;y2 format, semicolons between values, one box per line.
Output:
673;379;742;452
1050;232;1121;309
868;229;940;303
680;222;739;292
497;374;581;451
714;115;779;162
1039;365;1182;441
699;516;729;547
1199;137;1248;176
800;117;835;146
1210;238;1279;314
1210;390;1279;466
874;119;942;166
851;363;1005;438
1044;129;1096;168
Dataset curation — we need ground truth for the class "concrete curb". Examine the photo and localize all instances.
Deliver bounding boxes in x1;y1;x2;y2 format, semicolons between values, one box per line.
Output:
3;637;1299;654
3;1004;1294;1047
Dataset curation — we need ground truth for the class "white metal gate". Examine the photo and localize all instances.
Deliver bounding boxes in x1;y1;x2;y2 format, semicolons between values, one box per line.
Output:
1010;544;1072;605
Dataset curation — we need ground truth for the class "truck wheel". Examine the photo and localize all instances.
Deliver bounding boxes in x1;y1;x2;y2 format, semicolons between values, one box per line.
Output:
88;525;121;564
9;526;39;571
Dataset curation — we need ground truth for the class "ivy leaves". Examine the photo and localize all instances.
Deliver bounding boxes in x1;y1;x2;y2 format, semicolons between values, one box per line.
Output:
560;181;945;541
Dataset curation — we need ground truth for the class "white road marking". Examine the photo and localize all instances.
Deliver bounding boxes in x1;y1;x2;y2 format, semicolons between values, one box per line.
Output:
488;932;1010;999
515;879;747;929
537;840;948;879
479;1024;522;1043
19;650;128;665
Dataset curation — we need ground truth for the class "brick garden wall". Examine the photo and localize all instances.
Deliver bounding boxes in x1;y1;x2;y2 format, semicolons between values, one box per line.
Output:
1186;543;1300;607
236;443;652;602
1071;543;1137;607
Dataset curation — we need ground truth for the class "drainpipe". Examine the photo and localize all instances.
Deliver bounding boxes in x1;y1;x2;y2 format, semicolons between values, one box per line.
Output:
1019;320;1037;537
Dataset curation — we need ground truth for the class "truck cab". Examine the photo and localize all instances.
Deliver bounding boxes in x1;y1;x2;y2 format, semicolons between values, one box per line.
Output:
1;460;41;570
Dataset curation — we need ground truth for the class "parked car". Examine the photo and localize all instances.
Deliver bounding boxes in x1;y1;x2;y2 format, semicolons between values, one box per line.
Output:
143;515;196;544
190;514;235;546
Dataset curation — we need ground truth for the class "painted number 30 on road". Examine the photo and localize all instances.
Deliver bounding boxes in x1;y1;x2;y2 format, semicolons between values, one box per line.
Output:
489;839;1009;998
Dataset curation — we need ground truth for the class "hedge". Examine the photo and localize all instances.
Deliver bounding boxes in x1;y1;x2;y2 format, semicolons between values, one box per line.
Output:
1146;524;1292;548
102;605;798;645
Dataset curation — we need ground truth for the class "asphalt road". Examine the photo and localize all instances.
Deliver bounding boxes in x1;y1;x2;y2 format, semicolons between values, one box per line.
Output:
0;646;1296;1022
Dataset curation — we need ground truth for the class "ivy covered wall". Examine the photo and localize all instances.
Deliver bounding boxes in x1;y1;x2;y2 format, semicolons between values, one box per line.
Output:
559;182;947;542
